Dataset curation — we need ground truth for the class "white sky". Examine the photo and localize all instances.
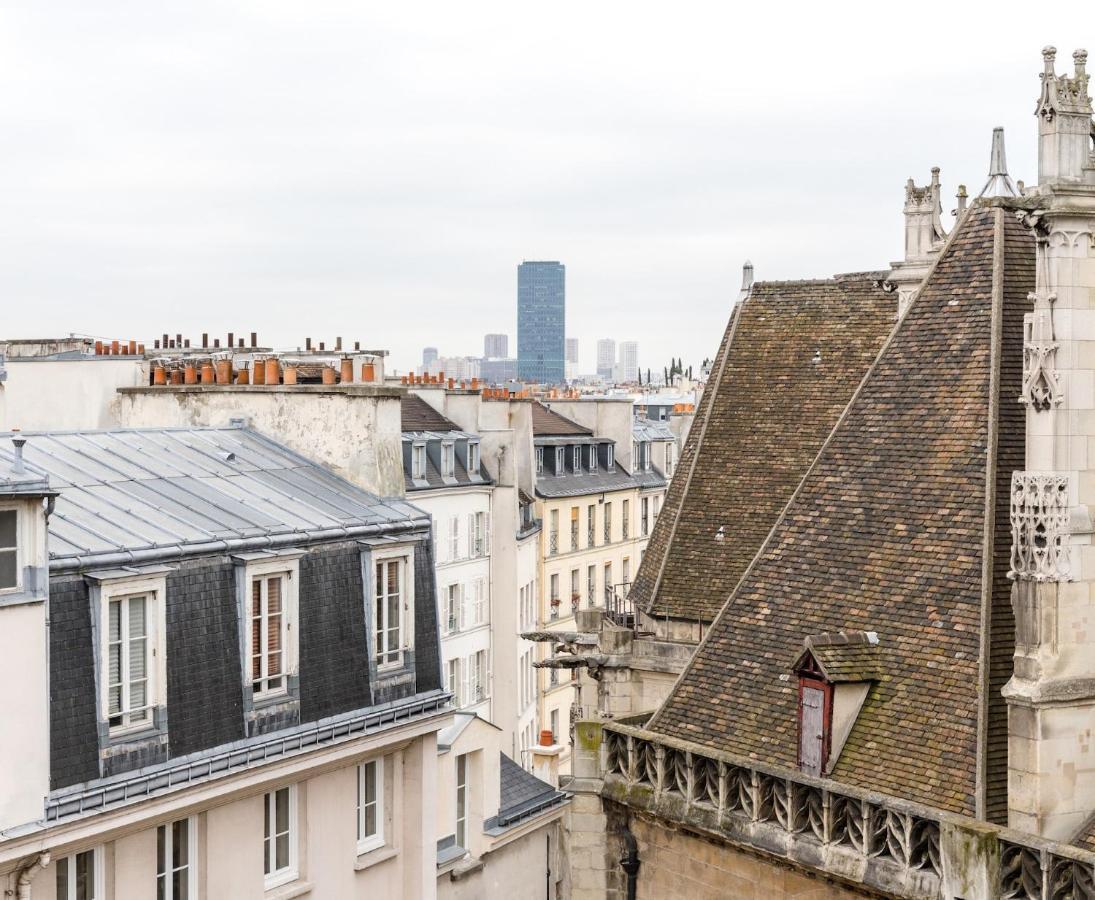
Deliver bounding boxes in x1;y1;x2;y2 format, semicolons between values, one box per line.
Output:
0;2;1080;374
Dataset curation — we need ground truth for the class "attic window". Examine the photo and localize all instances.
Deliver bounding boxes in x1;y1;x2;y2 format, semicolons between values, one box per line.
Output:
589;446;597;472
536;448;544;475
606;445;614;468
469;442;480;476
411;444;426;480
792;631;881;778
555;447;565;473
572;446;581;474
441;442;455;478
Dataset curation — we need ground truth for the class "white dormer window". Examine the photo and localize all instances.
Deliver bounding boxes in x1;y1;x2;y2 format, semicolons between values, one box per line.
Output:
589;447;597;472
643;441;651;471
666;443;675;477
632;441;639;470
371;547;414;670
555;447;565;473
536;447;544;475
606;445;614;468
469;442;480;476
572;446;581;473
441;442;455;478
411;444;426;480
0;508;17;590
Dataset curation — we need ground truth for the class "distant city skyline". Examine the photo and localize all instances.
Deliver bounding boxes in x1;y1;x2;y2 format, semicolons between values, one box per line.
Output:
484;333;508;358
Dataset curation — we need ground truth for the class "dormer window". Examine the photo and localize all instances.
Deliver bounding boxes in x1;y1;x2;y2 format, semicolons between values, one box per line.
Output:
792;631;881;777
441;442;455;478
643;442;651;471
555;447;565;473
666;443;675;477
536;447;544;475
0;508;17;590
469;442;480;476
606;445;614;468
411;444;426;480
572;446;581;474
589;446;597;472
632;441;639;470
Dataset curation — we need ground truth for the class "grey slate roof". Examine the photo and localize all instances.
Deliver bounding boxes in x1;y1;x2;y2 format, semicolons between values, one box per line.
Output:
0;427;427;570
535;463;664;499
632;418;675;442
497;752;568;826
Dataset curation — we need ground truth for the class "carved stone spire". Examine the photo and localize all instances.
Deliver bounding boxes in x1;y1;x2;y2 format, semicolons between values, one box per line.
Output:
978;127;1018;198
885;168;948;317
1035;46;1094;185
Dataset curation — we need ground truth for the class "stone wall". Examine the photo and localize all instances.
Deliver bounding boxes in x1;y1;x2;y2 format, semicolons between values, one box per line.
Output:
624;808;876;900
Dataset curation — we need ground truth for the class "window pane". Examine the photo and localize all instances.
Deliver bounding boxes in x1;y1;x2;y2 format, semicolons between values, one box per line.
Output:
56;857;68;896
173;819;188;871
173;868;188;900
128;596;146;637
267;578;282;614
275;788;289;834
157;824;166;876
75;850;94;900
276;833;289;871
364;762;376;804
0;549;15;588
0;510;16;546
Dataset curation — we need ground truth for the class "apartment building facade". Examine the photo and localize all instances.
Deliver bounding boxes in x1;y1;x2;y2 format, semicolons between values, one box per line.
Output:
0;426;448;899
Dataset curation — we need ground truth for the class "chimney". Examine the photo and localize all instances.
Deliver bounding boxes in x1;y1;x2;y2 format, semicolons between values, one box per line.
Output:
11;434;26;476
1036;47;1094;184
954;185;968;218
531;728;563;789
978;127;1018;198
250;332;257;348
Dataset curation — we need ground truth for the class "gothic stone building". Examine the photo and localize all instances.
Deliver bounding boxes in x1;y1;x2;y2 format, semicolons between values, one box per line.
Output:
570;47;1095;900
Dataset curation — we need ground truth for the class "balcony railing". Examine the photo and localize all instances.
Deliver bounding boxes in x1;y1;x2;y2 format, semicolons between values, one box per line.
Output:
571;592;581;614
600;720;1095;900
602;582;635;628
549;531;559;555
570;523;579;550
587;526;596;548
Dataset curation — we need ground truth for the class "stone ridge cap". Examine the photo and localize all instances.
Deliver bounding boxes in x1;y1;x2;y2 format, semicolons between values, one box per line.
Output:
805;630;880;648
752;270;890;289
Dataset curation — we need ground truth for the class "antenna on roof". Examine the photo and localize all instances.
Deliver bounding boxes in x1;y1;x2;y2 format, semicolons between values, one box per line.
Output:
978;127;1018;198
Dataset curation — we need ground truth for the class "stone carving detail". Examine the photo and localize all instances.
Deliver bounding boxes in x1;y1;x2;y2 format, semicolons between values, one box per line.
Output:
1002;842;1043;900
1049;854;1095;900
1021;290;1061;411
1010;472;1071;580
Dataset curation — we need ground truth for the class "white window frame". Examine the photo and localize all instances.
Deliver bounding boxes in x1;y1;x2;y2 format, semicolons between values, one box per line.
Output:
248;569;292;701
607;445;615;468
455;754;468;848
446;583;460;634
263;785;298;890
449;515;460;561
589;447;597;472
474;649;487;701
157;816;197;900
632;441;639;471
441;441;455;478
241;555;301;702
468;441;480;475
357;758;385;854
666;443;675;477
99;573;167;737
447;658;460;704
536;447;544;475
555;447;565;473
370;547;414;671
473;578;486;625
572;445;581;473
0;505;20;593
55;846;105;900
411;443;426;480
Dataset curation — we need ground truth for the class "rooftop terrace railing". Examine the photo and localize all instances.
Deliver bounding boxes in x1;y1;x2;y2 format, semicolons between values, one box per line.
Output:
599;720;1095;900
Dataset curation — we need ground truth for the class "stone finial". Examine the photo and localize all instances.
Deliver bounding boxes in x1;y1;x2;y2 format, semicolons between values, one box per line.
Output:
979;128;1019;198
955;185;968;217
737;260;754;305
1043;45;1058;76
1074;48;1087;79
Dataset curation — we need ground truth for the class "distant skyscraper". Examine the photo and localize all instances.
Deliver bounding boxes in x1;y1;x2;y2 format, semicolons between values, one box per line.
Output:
517;261;565;384
422;346;438;371
619;341;639;382
480;357;518;384
596;339;616;380
484;333;509;358
565;338;579;364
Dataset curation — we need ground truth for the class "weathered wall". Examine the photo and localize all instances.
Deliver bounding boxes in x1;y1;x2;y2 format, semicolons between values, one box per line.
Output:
115;385;405;497
625;810;875;900
437;820;564;900
0;358;147;431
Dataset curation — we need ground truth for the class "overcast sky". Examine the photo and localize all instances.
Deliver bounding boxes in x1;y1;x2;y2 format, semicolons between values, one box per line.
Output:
0;2;1078;374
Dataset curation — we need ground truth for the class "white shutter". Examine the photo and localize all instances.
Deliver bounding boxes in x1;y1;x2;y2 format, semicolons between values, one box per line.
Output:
467;513;475;558
458;584;466;630
484;513;491;554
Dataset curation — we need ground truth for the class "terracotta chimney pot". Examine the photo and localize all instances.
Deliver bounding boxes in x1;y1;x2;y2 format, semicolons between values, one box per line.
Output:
215;359;231;384
153;366;167;385
110;340;120;354
200;362;215;384
264;357;280;385
250;332;257;348
400;374;408;385
283;365;298;385
253;358;266;385
448;377;454;389
362;362;376;382
183;363;197;385
539;729;555;747
340;358;353;383
321;365;336;385
137;343;145;355
170;369;183;385
94;340;103;355
237;367;250;385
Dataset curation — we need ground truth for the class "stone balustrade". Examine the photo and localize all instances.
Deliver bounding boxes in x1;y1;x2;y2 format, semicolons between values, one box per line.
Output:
599;720;1095;900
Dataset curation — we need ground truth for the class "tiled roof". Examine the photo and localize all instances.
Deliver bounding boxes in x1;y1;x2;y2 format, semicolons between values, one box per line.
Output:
531;402;593;436
0;427;427;569
629;271;896;622
401;394;460;432
797;632;884;683
648;206;1035;820
1073;815;1095;852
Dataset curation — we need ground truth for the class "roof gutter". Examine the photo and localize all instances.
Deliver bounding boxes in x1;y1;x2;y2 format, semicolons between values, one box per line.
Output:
49;517;431;575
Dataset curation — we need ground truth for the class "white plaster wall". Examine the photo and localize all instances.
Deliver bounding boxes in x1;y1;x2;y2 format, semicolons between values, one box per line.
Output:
437;821;562;900
115;386;405;497
0;600;49;832
0;359;148;431
112;827;157;900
